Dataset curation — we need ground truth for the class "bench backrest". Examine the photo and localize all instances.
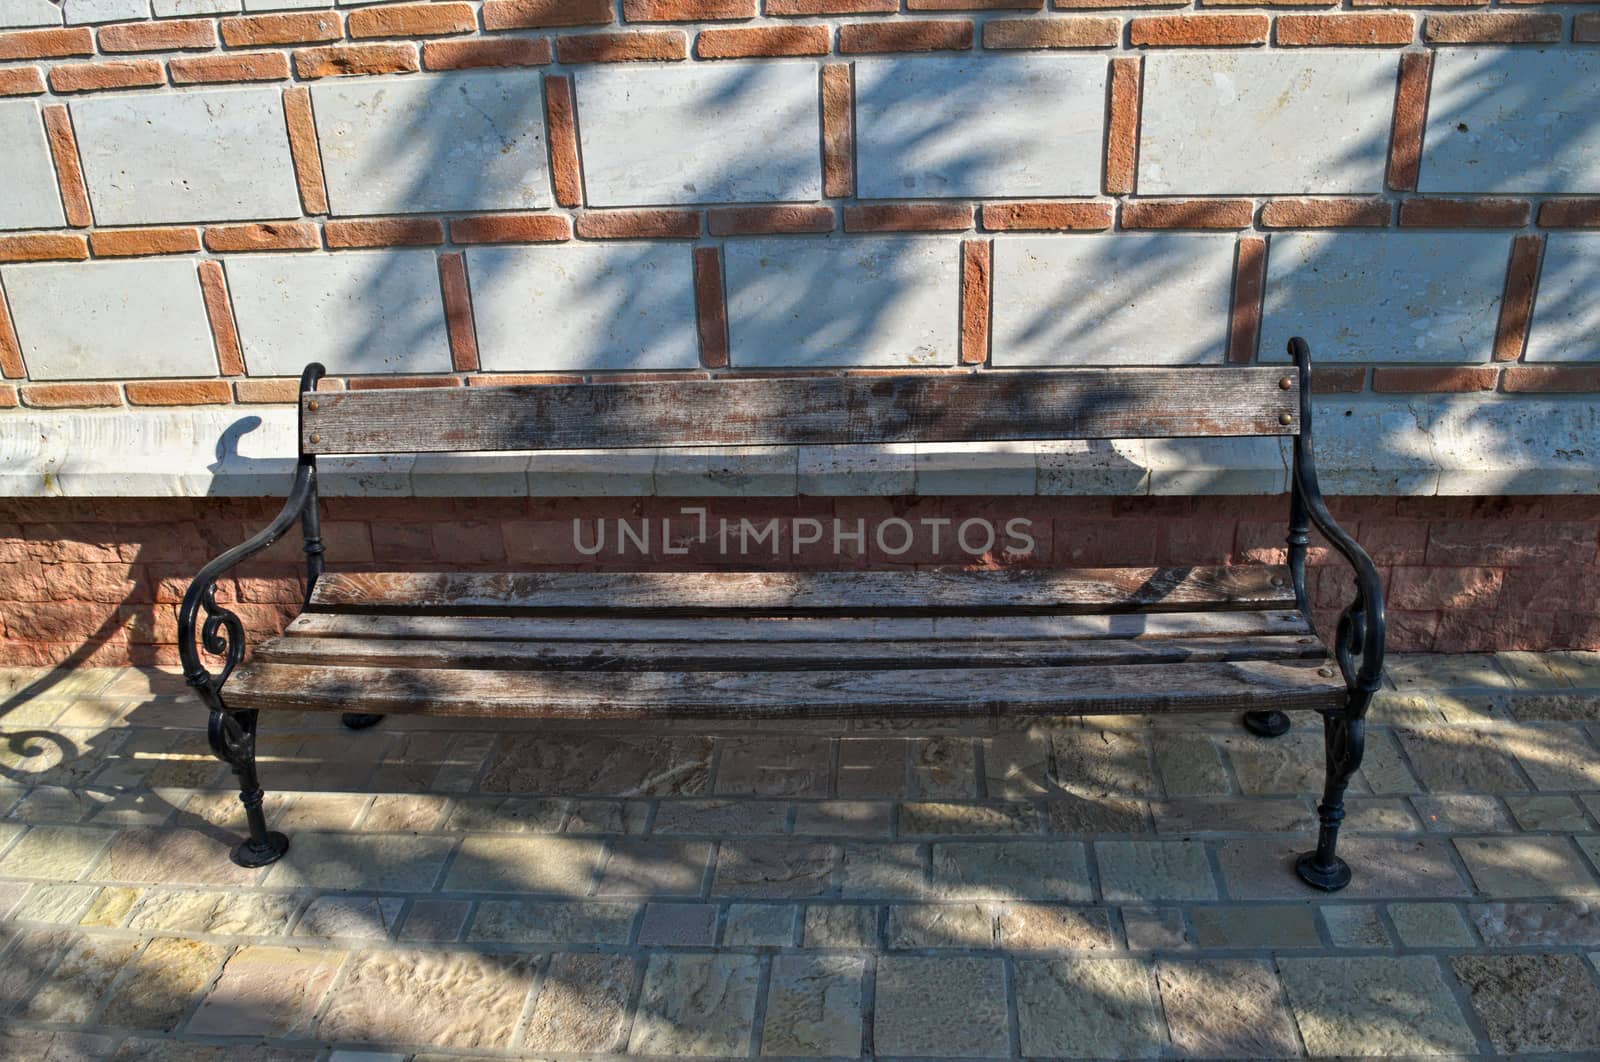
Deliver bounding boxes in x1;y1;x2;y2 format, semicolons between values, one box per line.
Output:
299;367;1301;455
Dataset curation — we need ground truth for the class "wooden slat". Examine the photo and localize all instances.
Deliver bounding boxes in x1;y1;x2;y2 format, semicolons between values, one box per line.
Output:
306;567;1297;616
300;369;1300;454
284;609;1317;644
228;659;1346;718
252;634;1327;672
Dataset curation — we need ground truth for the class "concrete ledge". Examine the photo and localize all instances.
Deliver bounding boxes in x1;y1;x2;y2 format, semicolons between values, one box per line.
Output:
2;396;1597;499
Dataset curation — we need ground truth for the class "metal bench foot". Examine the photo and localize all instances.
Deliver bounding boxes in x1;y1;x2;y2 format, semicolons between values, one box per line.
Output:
210;707;290;868
1297;711;1364;892
1241;710;1290;738
342;713;386;730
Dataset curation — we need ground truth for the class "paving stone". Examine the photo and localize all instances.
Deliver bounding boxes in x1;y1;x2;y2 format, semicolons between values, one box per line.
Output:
1278;955;1476;1056
1507;692;1600;722
227;251;452;377
13;883;97;924
594;839;711;897
266;833;453;892
1151;732;1231;799
836;738;906;799
1457;836;1600;897
997;903;1114;953
1122;906;1190;951
839;842;928;900
100;937;227;1032
363;794;449;833
887;903;992;949
984;732;1051;800
319;950;535;1050
933;841;1092;901
467;901;635;945
1451;953;1600;1053
857;56;1104;198
1321;903;1391;948
713;737;831;798
628;952;761;1057
1358;727;1423;795
1191;904;1321;949
875;955;1010;1058
441;835;603;895
0;1029;121;1062
1046;794;1150;835
803;904;878;949
1157;959;1300;1058
568;799;648;835
19;934;139;1023
906;737;976;799
1389;902;1476;948
293;895;404;941
1393;726;1527;793
636;902;718;947
127;889;299;936
0;102;66;231
276;793;369;831
69;87;299;224
0;825;114;880
1368;691;1448;727
398;899;470;943
1505;794;1591;832
576;63;820;206
713;841;835;898
900;801;1041;836
761;954;865;1058
1218;837;1470;899
0;879;28;921
1096;840;1217;902
1470;900;1600;947
1016;957;1165;1059
657;798;791;836
723;903;798;947
1154;797;1315;835
522;952;634;1053
1223;730;1332;796
80;886;138;927
725;238;960;369
1505;725;1600;791
1343;797;1421;834
793;800;893;838
479;733;712;797
187;944;343;1037
1413;794;1515;833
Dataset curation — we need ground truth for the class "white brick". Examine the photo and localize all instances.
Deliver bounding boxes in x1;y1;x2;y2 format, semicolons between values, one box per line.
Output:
724;238;959;368
63;0;148;22
1147;437;1288;495
313;74;551;217
1526;235;1600;362
0;102;66;232
0;0;61;28
225;251;451;376
991;235;1234;366
575;63;821;206
798;444;916;495
1421;49;1600;194
527;450;657;495
1140;52;1396;195
70;87;300;225
1426;397;1600;495
1308;398;1439;496
654;447;798;496
1037;440;1149;496
1;260;217;380
152;0;240;14
855;56;1105;199
242;0;324;9
915;442;1037;495
412;452;532;497
1261;232;1508;364
467;244;699;372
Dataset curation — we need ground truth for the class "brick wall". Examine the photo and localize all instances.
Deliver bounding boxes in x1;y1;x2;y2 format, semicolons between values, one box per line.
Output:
4;495;1598;668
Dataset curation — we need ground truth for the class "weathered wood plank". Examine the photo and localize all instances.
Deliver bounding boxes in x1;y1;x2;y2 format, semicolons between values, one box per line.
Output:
284;609;1316;644
228;658;1346;718
253;634;1327;671
300;369;1300;454
306;568;1297;616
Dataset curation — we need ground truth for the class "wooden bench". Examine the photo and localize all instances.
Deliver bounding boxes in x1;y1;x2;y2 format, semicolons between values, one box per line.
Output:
180;338;1384;891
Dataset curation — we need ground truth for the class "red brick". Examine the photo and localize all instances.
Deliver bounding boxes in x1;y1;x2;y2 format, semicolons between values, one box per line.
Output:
844;203;974;232
576;209;700;238
169;51;291;83
423;37;552;69
623;0;754;19
0;28;94;61
41;106;92;228
0;234;88;263
960;240;990;366
1539;199;1600;228
1371;367;1499;393
50;60;165;93
915;0;1038;8
983;17;1118;48
1230;236;1266;364
483;0;612;29
294;43;420;78
1311;366;1367;393
89;228;202;258
0;66;44;95
1353;0;1485;7
1388;52;1432;191
1130;15;1268;46
543;75;583;207
125;380;233;406
1425;12;1562;43
1493;234;1543;363
325;218;444;248
1103;60;1144;198
467;373;585;386
234;376;343;403
1578;12;1600;42
439;252;479;373
1427;521;1598;567
20;383;122;408
707;206;833;235
347;375;463;390
839;19;973;53
0;286;23;379
450;213;572;243
99;18;217;52
220;11;341;47
1399;197;1531;228
0;387;17;407
1122;199;1254;229
980;202;1112;231
822;63;853;198
204;222;321;252
1501;366;1600;393
198;261;245;376
1500;565;1600;616
1054;0;1185;7
1276;13;1414;44
1260;197;1391;228
348;2;477;38
1434;608;1554;654
693;245;728;369
696;24;829;57
767;0;892;12
283;87;329;215
556;30;688;61
1350;519;1428;565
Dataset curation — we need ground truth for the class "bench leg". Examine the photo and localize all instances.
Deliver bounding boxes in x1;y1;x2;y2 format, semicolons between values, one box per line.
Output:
341;713;385;730
208;707;289;868
1296;711;1364;891
1241;709;1291;738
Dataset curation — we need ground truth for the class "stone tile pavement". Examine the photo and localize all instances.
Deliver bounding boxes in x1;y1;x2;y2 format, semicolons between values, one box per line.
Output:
3;653;1600;1058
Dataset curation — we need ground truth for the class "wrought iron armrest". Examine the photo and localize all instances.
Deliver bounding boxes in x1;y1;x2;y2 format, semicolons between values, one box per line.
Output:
1288;338;1385;699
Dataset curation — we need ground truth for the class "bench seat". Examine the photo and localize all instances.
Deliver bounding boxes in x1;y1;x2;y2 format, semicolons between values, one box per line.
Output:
228;567;1345;719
